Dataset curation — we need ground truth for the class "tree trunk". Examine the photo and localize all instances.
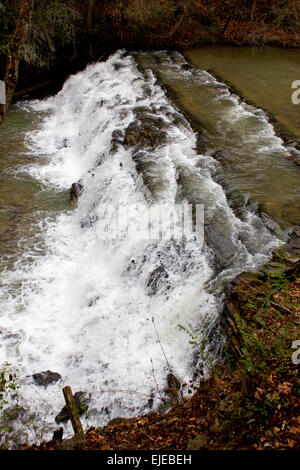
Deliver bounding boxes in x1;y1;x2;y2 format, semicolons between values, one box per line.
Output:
87;0;94;58
0;0;34;127
222;17;232;35
251;0;256;21
118;0;126;42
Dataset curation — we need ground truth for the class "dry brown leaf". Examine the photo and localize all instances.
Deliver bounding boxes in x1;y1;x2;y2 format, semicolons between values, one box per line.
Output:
287;439;295;448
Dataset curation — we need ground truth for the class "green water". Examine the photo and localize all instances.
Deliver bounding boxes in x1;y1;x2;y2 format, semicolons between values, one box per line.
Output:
186;46;300;145
0;106;69;272
1;47;300;273
136;49;300;228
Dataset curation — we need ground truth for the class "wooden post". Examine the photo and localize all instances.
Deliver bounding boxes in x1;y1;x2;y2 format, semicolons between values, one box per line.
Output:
62;386;84;435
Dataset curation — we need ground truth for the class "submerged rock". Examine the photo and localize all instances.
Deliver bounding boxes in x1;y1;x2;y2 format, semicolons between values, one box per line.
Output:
32;370;62;387
211;149;229;164
110;129;124;155
123;115;167;149
205;221;237;267
107;417;132;427
146;265;169;295
259;212;279;235
70;181;84;206
58;433;86;450
284;225;300;263
166;373;182;403
181;63;192;72
157;372;183;413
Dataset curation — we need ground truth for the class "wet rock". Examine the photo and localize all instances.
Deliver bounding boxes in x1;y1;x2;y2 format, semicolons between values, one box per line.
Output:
88;296;99;307
80;213;98;229
32;370;62;387
289;148;300;166
113;61;125;71
56;138;69;150
166;373;182;403
58;433;87;450
96;152;105;166
289;225;300;239
88;407;108;419
260;212;279;234
146;265;169;295
110;129;124;154
171;111;189;130
212;149;229;164
167;373;181;393
205;222;237;266
195;134;206;154
284;237;300;264
245;199;261;215
122;109;171;197
181;63;192;72
229;195;248;220
55;391;89;424
107;417;132;427
147;393;154;409
70;181;84;206
52;427;64;441
124;115;167;149
157;373;183;412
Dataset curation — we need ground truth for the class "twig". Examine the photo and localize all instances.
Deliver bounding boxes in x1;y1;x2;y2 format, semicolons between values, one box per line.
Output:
150;358;166;404
270;301;294;316
152;316;172;373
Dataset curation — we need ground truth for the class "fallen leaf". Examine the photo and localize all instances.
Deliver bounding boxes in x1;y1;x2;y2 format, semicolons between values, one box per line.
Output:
287;439;295;448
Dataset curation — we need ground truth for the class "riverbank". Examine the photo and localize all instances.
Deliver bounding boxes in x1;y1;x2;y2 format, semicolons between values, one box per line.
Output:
0;36;299;451
23;232;300;451
1;0;300;102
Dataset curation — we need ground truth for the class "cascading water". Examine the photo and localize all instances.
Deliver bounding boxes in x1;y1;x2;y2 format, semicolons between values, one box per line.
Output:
0;51;279;445
136;51;300;229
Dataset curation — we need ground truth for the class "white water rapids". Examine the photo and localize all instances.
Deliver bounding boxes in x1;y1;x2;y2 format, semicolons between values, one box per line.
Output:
0;51;280;445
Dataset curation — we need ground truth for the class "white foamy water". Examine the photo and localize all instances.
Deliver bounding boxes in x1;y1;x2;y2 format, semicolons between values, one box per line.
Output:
0;51;279;446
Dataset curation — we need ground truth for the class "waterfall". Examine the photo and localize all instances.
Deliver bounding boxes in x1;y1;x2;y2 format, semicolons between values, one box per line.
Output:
0;51;278;443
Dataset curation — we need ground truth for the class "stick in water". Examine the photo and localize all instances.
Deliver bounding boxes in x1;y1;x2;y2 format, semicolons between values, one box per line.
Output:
62;386;84;435
152;316;172;372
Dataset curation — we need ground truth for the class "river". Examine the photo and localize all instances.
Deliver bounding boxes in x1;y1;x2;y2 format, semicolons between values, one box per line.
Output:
0;47;299;446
